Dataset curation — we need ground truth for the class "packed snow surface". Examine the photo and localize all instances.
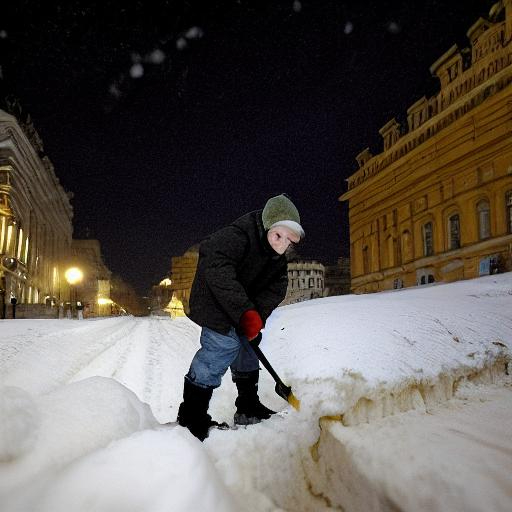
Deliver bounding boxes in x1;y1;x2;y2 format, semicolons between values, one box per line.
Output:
1;273;511;511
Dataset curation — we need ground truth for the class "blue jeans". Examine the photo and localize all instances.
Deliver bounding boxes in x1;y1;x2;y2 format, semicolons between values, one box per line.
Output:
186;327;260;388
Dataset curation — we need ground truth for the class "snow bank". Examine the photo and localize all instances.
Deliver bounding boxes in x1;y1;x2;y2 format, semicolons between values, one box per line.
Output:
306;381;512;512
0;387;39;461
25;428;236;512
264;273;512;431
0;376;236;512
0;377;158;507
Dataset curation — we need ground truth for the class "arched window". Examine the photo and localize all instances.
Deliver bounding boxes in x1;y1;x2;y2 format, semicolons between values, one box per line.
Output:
477;200;491;240
506;191;512;234
362;246;370;275
448;214;460;250
422;222;434;256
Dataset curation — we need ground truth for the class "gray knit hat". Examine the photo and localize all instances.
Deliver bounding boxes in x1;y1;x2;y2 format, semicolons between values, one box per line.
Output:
262;194;305;239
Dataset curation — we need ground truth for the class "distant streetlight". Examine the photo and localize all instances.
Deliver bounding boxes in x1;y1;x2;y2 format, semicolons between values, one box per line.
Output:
65;267;83;285
65;267;83;319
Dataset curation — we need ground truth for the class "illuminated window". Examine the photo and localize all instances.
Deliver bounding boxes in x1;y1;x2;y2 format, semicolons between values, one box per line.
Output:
0;216;6;253
23;237;29;264
422;222;434;256
477;200;491;240
17;228;23;260
6;224;13;253
448;214;460;250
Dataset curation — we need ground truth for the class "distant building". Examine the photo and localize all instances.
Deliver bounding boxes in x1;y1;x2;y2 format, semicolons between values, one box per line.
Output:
340;1;512;293
281;260;325;305
149;277;174;316
0;107;73;318
170;246;199;314
110;274;145;316
70;239;112;317
323;257;351;296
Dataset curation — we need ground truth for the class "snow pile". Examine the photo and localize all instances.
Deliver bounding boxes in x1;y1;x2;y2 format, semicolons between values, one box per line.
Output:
0;376;236;512
0;387;39;462
264;273;512;430
0;378;157;507
23;428;236;512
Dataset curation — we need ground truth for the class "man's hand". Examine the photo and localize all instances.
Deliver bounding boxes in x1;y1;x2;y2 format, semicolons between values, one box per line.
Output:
239;309;263;341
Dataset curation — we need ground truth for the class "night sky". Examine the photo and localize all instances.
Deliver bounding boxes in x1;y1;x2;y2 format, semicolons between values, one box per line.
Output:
1;0;495;294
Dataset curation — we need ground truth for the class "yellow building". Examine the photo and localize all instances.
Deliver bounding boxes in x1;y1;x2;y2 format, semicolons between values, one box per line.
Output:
0;107;73;318
340;1;512;294
170;246;199;314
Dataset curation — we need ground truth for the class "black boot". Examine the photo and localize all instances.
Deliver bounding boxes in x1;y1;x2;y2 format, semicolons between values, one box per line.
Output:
177;378;215;441
233;370;276;425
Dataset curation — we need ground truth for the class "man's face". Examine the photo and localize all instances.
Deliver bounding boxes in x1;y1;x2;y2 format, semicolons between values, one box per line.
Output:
267;225;300;255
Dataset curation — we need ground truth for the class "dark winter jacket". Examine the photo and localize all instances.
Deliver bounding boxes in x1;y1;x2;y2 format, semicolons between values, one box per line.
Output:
188;210;289;334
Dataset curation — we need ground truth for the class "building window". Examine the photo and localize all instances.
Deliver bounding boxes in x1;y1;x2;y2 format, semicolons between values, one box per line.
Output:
506;191;512;234
448;214;460;250
16;227;24;260
477;200;491;240
362;246;370;275
422;222;434;257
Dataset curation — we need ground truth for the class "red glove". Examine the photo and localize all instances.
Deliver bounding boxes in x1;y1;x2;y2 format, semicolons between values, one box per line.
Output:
239;309;263;341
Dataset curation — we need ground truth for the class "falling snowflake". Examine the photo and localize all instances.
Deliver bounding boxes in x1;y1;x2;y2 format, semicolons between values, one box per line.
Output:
176;37;187;50
344;21;354;35
108;83;121;97
129;63;144;78
293;1;302;13
387;21;401;34
147;49;165;64
0;30;7;39
185;26;203;39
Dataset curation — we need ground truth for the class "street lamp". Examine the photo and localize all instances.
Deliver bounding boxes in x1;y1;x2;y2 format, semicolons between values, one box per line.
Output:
64;267;83;319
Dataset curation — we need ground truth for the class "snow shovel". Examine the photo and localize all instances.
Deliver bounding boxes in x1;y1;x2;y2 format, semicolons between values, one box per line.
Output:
250;344;300;411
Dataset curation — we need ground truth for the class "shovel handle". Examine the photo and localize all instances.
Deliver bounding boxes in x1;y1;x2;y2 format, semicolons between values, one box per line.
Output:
250;344;285;386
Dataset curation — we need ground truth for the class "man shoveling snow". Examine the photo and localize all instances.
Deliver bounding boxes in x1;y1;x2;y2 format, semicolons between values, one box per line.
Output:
176;194;304;441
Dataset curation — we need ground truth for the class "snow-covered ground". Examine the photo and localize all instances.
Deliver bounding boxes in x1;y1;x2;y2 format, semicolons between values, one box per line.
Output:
1;273;511;511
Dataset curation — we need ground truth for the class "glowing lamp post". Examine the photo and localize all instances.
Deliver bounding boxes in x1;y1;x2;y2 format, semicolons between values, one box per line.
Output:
65;267;83;319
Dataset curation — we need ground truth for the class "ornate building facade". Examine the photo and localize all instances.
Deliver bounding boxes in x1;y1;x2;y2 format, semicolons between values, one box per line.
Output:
0;109;74;318
340;1;512;293
281;260;325;305
169;246;199;315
